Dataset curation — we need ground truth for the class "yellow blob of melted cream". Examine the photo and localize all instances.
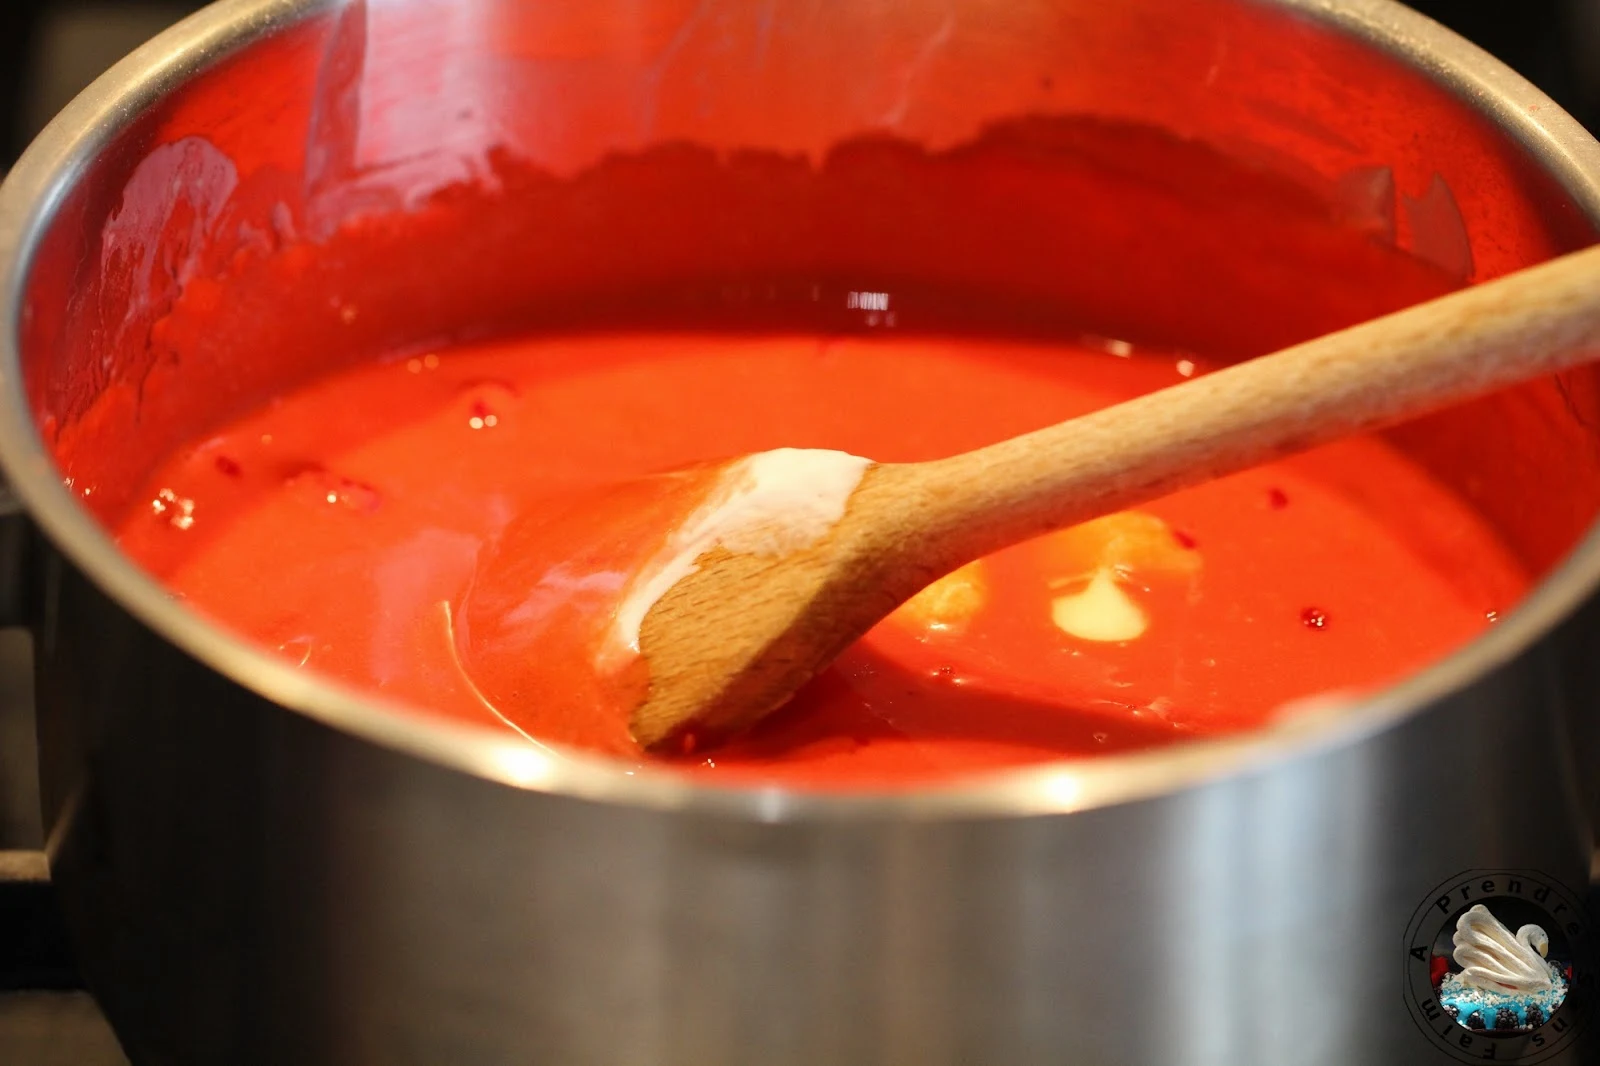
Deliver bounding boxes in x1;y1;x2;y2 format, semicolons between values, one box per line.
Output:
1042;510;1201;643
889;511;1200;642
1050;568;1148;643
891;560;988;631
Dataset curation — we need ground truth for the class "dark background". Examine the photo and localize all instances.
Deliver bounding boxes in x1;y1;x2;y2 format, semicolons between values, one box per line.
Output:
0;1;1596;1063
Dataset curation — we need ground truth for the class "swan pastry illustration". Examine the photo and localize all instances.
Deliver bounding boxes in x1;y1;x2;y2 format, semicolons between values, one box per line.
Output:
1452;904;1555;994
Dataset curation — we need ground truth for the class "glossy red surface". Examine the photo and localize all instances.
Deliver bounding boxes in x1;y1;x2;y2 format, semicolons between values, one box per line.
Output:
114;332;1525;789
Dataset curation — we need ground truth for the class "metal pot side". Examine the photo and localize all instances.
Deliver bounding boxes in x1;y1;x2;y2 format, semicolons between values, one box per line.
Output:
3;1;1600;1063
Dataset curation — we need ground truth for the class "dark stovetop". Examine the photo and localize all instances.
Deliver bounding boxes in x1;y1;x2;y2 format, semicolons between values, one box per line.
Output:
0;2;1597;1064
0;994;127;1066
0;625;128;1063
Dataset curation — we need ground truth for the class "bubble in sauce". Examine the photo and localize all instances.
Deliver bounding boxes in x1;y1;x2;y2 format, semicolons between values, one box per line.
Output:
283;463;382;513
468;400;498;430
277;635;315;667
459;379;519;431
1300;606;1328;629
150;487;196;530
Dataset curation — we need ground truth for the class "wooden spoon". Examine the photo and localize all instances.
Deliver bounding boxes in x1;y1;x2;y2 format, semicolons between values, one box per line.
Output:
584;244;1600;752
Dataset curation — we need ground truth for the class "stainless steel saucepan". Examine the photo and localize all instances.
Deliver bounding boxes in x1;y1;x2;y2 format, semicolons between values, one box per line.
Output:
3;1;1600;1063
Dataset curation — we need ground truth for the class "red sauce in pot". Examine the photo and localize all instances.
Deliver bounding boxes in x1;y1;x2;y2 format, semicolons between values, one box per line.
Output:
58;112;1544;790
112;332;1525;789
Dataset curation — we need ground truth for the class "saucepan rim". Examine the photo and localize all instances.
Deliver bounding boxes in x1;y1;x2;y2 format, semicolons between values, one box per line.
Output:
2;0;1598;822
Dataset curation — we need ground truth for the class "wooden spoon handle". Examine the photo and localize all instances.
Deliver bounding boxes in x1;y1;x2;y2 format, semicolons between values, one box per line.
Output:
897;241;1600;563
